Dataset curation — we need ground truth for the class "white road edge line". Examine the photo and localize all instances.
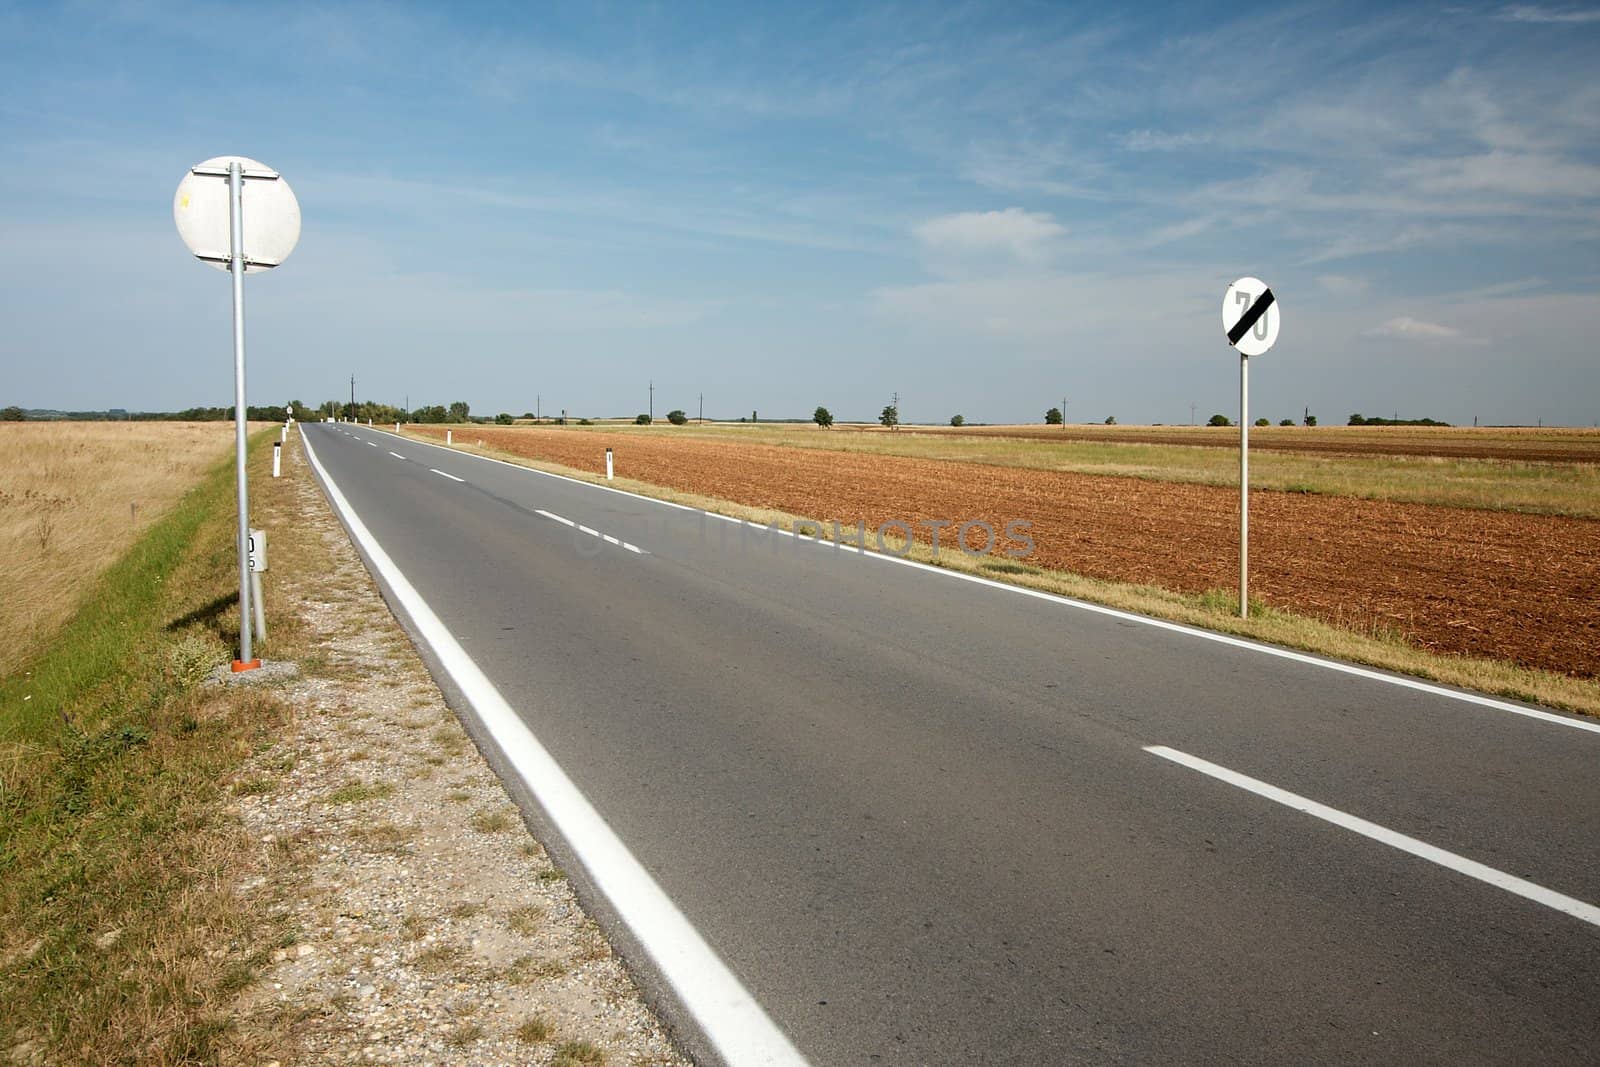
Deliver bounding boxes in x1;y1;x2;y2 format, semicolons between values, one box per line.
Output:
1144;745;1600;929
428;468;466;483
389;451;405;459
301;429;809;1066
361;426;1598;737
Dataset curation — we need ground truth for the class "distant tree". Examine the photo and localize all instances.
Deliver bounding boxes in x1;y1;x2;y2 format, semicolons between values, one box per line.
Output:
667;409;688;425
752;410;758;423
1254;417;1269;427
635;413;652;425
1279;418;1294;426
521;411;536;420
880;404;899;428
448;401;470;422
814;406;834;428
1104;415;1116;425
1;406;24;421
494;412;514;425
578;418;594;425
1349;413;1366;425
1208;413;1232;427
949;414;964;427
1304;413;1318;427
1045;407;1063;425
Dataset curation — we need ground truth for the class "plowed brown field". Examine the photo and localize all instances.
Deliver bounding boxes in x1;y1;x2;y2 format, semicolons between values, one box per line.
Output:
865;424;1600;464
413;427;1600;678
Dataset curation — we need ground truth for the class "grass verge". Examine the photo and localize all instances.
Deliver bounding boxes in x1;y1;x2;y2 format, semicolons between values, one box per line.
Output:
413;430;1600;718
0;429;292;1065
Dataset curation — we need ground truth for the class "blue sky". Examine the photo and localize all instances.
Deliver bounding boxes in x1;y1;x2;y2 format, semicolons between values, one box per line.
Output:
2;1;1598;424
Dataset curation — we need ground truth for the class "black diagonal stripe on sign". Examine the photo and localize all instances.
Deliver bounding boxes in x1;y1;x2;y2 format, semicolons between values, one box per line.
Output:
1228;288;1275;346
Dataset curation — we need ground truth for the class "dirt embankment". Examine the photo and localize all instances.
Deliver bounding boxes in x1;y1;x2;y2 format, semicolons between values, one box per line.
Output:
415;427;1600;679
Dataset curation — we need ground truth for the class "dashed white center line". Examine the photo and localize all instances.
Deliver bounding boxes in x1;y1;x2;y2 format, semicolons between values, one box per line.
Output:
367;442;378;447
389;451;405;459
1145;745;1600;929
429;468;466;483
535;509;645;554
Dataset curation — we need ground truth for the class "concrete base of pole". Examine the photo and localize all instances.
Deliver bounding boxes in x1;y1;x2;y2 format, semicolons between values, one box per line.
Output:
214;659;298;686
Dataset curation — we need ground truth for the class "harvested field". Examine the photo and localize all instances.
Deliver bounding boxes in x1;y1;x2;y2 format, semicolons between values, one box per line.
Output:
0;421;237;675
891;423;1600;464
408;426;1600;679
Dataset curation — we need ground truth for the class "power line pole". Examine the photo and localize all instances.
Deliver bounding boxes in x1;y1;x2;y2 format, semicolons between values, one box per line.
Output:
349;375;355;420
1062;396;1067;428
699;392;703;424
536;394;541;421
649;380;654;421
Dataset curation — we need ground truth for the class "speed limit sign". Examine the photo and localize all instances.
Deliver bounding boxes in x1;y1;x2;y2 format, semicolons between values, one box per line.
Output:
1223;276;1279;357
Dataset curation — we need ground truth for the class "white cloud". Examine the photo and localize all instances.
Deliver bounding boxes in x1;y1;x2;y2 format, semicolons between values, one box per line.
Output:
1392;151;1600;199
1118;129;1210;152
1365;316;1486;344
912;208;1067;266
1318;274;1370;296
1496;5;1600;23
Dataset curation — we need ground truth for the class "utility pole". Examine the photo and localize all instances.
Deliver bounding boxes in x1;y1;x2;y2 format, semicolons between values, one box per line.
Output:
699;392;703;424
1190;400;1197;426
536;394;541;421
649;380;654;421
404;393;409;419
1062;396;1068;428
892;391;900;431
349;375;355;421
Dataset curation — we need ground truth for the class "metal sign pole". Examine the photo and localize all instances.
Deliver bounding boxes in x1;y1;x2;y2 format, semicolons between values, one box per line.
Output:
1239;352;1249;619
229;161;257;667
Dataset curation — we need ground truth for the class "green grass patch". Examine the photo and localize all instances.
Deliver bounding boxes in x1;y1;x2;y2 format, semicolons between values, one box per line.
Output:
0;430;292;1064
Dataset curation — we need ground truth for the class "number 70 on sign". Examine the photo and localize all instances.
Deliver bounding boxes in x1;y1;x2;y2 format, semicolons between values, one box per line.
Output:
1223;276;1279;357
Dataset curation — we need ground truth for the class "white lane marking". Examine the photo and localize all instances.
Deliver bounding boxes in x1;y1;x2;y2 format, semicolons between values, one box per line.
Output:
368;441;378;448
302;429;808;1065
367;427;1597;736
1145;745;1600;929
389;451;405;459
429;468;466;483
534;509;644;554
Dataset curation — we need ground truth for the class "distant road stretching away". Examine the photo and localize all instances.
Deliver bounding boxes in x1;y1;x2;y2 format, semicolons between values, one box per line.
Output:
304;423;1600;1066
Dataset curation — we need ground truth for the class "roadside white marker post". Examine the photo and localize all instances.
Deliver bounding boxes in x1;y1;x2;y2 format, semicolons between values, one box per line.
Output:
175;155;300;671
395;422;400;432
606;447;614;480
447;429;454;446
248;528;268;642
1222;276;1280;619
272;440;282;477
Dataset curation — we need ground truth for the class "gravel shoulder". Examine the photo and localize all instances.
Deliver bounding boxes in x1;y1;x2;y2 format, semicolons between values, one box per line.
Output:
223;430;690;1066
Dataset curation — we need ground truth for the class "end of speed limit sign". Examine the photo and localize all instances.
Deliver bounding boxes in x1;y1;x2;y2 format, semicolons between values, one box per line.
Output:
1223;277;1279;356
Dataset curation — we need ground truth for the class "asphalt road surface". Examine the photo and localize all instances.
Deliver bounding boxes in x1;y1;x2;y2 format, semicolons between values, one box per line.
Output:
302;423;1600;1066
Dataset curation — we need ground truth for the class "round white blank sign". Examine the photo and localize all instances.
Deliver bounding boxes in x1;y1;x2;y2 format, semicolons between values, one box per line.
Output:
1222;276;1279;357
173;156;300;273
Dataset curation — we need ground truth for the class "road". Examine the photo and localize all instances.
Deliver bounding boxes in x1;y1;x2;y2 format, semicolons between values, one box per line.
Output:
301;422;1600;1066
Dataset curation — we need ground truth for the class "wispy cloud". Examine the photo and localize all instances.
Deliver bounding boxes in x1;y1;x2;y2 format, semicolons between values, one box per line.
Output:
1495;5;1600;23
1365;316;1486;345
913;208;1066;264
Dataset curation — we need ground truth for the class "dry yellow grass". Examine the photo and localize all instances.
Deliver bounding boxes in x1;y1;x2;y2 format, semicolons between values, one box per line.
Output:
0;422;237;675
